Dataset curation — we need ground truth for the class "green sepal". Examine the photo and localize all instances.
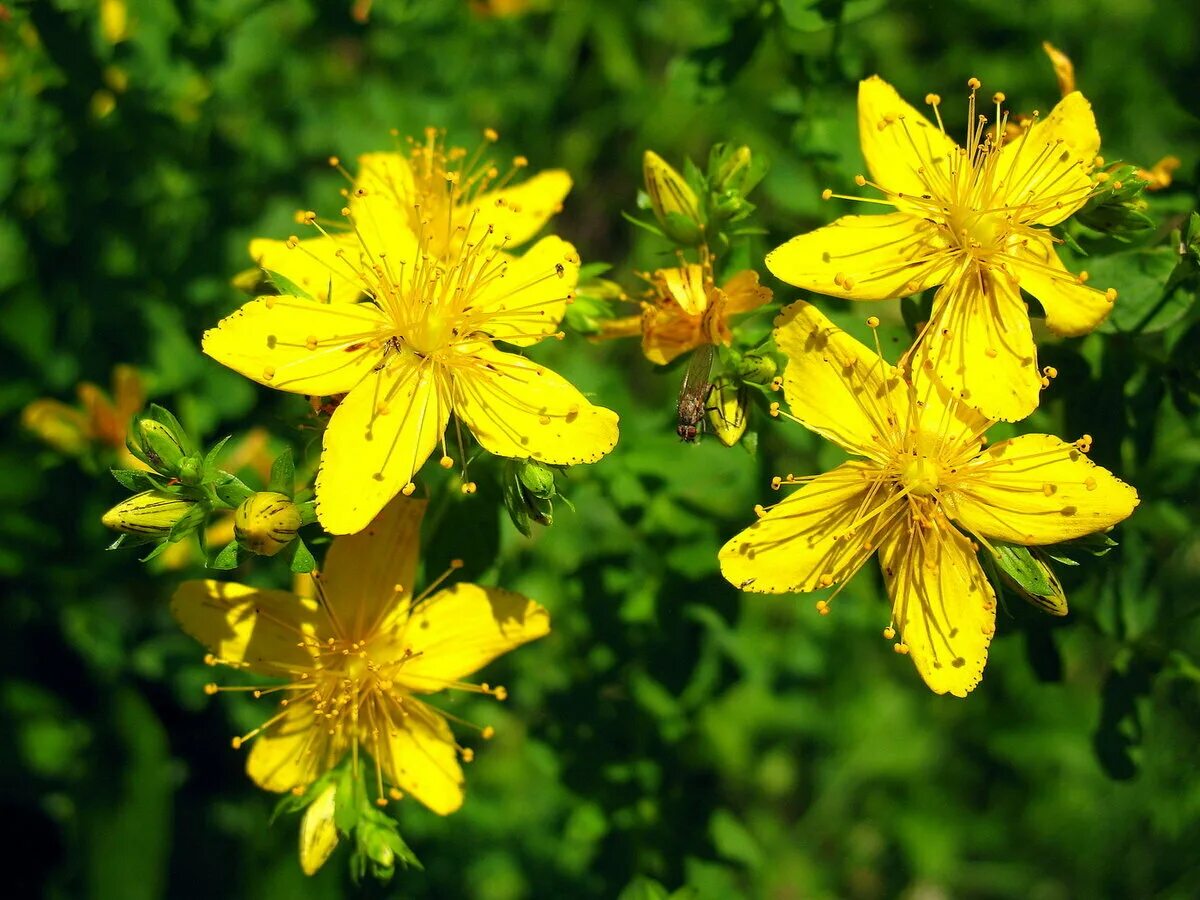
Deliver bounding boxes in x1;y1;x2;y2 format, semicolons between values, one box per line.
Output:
147;404;197;455
577;261;612;280
140;539;175;563
200;435;232;484
214;475;255;508
621;210;668;240
110;468;171;493
296;500;318;526
211;540;242;570
269;447;295;495
1042;532;1119;566
988;542;1068;616
167;501;209;543
265;268;315;302
290;536;317;574
502;465;533;538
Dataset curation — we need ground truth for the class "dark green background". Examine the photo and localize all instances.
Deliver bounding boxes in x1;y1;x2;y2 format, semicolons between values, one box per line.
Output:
3;1;1198;897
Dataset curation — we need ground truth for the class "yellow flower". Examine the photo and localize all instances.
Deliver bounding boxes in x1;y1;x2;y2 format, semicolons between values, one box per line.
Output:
768;76;1117;421
22;364;145;467
719;301;1138;697
172;498;549;812
204;140;618;536
249;129;572;303
598;262;772;365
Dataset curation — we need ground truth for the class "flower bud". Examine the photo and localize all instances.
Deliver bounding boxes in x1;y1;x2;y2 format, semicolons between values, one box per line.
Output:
707;377;749;448
643;150;704;245
102;490;202;536
22;399;90;456
235;491;302;556
711;144;758;195
736;353;778;385
133;417;187;473
516;459;556;499
298;783;339;876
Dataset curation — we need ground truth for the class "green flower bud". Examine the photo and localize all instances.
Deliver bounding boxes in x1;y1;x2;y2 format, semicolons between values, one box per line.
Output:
102;490;202;536
298;783;339;876
707;377;749;448
235;491;302;556
712;144;755;193
989;543;1068;616
177;454;203;486
134;417;187;473
643;150;704;245
736;353;778;385
516;459;557;499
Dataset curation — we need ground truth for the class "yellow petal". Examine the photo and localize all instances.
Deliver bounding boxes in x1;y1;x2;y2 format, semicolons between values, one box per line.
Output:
170;580;320;677
658;264;709;316
918;271;1041;422
111;364;146;420
470;236;579;346
372;700;463;815
878;514;995;698
247;704;340;793
1010;235;1114;336
353;151;416;209
774;300;906;459
642;305;702;365
451;344;619;466
858;76;959;200
468;169;572;247
320;498;426;636
910;362;994;453
719;462;887;593
721;269;773;314
202;296;389;396
949;434;1138;544
21;398;90;455
766;213;952;300
316;354;449;535
249;234;364;304
1042;41;1076;96
394;584;549;690
299;783;340;876
995;92;1099;226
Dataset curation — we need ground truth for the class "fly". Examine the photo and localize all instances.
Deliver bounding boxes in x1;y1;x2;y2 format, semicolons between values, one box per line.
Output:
676;343;715;442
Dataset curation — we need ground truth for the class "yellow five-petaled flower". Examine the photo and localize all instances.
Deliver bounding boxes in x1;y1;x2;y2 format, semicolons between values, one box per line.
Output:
768;76;1117;422
172;498;549;813
204;130;619;534
719;301;1138;697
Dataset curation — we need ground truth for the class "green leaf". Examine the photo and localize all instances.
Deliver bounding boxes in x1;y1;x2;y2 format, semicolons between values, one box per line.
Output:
200;435;231;483
618;876;671;900
290;536;316;574
268;447;295;495
211;540;241;570
265;268;315;301
1093;246;1192;334
214;475;254;508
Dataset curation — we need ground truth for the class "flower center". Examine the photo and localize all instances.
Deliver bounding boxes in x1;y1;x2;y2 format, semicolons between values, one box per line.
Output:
947;207;1009;260
899;454;940;496
405;307;458;356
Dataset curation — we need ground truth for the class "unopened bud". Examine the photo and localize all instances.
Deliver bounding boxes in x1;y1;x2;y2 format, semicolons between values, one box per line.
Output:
135;418;187;473
707;377;749;448
643;150;703;245
735;353;777;385
235;491;302;556
298;783;339;876
102;490;202;536
516;459;556;499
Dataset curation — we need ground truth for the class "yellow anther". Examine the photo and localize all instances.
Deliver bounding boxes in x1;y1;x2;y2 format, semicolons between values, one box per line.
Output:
925;93;941;105
866;316;880;328
482;725;495;740
753;504;766;518
263;367;275;381
484;127;499;141
513;155;528;168
1084;476;1097;491
1106;288;1118;302
854;174;867;187
306;335;318;351
768;402;781;417
967;77;981;90
882;626;896;640
894;642;910;655
818;573;834;588
328;156;340;166
821;188;833;200
439;455;454;468
1077;270;1090;283
993;92;1006;104
816;600;830;615
401;482;417;496
1042;483;1055;497
770;476;782;490
204;683;218;695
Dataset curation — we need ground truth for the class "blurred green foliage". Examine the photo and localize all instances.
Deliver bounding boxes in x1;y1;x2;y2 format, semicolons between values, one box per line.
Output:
3;0;1199;897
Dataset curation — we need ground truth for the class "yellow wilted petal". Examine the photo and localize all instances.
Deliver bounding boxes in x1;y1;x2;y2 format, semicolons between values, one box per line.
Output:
374;702;464;815
857;76;958;202
658;264;709;316
451;344;618;466
918;273;1042;422
202;296;389;396
249;235;364;304
469;169;573;247
878;514;994;698
1042;41;1076;97
719;462;887;593
774;300;906;460
299;783;340;876
316;355;449;535
1010;235;1114;336
248;705;341;793
950;434;1138;544
394;584;549;690
170;580;320;677
320;498;426;636
470;235;579;346
995;92;1099;227
22;399;90;455
641;304;705;366
766;213;952;301
720;269;773;314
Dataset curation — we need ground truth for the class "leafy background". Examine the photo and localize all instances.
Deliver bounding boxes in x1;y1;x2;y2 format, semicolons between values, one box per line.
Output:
3;0;1199;897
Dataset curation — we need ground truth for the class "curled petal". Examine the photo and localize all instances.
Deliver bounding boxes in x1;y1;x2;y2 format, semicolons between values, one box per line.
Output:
719;462;892;593
202;296;389;396
949;434;1138;545
878;514;995;698
918;270;1042;422
767;213;952;301
316;354;450;535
